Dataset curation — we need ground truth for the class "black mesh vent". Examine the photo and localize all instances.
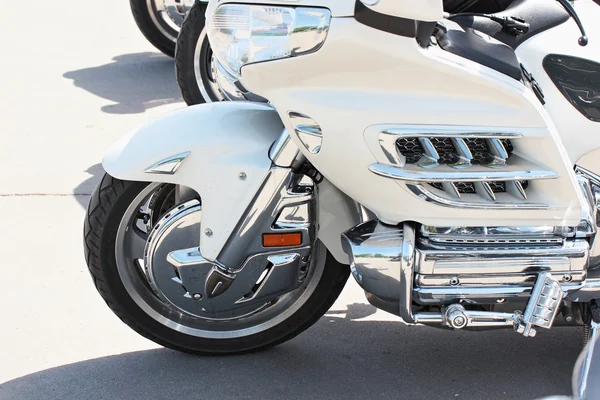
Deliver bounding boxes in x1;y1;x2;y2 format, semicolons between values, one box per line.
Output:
395;138;424;164
487;181;506;193
430;138;458;164
454;182;476;193
464;138;494;165
429;180;528;194
396;137;514;165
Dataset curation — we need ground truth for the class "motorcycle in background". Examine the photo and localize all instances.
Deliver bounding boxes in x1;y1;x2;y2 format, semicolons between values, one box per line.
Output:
130;0;207;57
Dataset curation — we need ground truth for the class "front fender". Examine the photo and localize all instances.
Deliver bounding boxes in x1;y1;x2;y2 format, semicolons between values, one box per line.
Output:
103;102;283;261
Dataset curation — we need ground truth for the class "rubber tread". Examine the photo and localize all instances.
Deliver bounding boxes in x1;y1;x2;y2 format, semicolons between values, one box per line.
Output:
130;0;177;57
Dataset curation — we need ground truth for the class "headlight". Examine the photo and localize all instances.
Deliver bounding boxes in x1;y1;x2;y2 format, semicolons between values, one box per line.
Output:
208;5;331;76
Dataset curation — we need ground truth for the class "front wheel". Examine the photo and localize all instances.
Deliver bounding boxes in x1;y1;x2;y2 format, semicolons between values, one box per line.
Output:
83;174;349;354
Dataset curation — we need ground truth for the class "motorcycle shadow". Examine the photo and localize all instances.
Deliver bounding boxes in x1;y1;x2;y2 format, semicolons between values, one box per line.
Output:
0;304;580;400
62;52;182;115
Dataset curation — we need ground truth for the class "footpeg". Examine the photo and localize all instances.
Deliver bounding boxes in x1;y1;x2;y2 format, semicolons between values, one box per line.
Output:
514;272;564;337
441;273;564;335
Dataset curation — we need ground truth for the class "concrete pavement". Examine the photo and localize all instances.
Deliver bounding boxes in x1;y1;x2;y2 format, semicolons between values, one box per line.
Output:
0;0;582;398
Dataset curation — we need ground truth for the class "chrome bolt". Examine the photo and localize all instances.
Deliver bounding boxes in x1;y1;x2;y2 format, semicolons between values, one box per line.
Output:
193;293;202;300
454;316;466;327
449;277;460;286
205;228;213;237
238;172;247;180
563;274;573;283
565;315;574;323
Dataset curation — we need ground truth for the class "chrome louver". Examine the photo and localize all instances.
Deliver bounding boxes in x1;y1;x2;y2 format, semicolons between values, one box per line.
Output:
368;128;558;209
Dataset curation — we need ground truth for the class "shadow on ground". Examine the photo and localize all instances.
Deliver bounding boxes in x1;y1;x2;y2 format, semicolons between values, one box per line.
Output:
0;304;580;400
63;52;182;114
73;163;104;207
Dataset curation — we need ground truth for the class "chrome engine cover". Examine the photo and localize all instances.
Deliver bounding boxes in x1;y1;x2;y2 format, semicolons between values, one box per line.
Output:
341;169;600;330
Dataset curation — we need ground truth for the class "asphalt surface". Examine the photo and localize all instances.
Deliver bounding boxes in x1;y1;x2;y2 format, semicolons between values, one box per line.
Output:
0;1;584;399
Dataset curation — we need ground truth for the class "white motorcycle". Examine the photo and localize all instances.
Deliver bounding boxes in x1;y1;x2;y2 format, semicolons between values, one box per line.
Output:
85;0;600;358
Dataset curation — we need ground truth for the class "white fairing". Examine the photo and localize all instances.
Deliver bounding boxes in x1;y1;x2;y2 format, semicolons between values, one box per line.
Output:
516;1;600;171
103;103;283;261
238;17;584;227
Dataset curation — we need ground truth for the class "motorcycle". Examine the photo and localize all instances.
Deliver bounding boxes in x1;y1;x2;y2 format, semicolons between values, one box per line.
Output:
85;0;600;360
173;0;515;104
130;0;207;57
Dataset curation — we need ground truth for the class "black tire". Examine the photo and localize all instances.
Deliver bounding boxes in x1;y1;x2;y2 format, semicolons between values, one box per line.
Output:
84;174;350;355
175;2;222;105
130;0;178;57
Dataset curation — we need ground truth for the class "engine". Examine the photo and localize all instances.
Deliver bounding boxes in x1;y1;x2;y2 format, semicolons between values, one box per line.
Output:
341;167;600;336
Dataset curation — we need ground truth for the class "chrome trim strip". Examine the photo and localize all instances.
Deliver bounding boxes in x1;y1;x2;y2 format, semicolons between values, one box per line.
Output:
486;138;509;168
575;167;600;268
369;163;558;182
474;181;496;201
407;184;549;209
400;222;416;324
442;182;461;198
449;138;473;169
416;240;589;274
416;271;586;286
378;131;405;166
380;128;523;139
288;113;322;154
144;151;190;175
417;137;439;168
506;180;528;199
420;225;573;238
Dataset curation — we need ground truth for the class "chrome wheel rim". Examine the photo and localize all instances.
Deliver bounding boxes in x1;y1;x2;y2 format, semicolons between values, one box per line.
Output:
193;28;226;102
146;0;194;42
115;184;325;339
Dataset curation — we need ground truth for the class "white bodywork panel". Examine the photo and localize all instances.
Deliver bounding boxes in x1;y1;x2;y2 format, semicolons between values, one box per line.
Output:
103;103;283;261
516;1;600;168
239;17;584;227
103;102;360;263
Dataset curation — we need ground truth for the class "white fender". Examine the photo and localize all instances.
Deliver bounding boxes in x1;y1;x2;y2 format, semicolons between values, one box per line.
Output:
103;102;283;261
103;102;360;264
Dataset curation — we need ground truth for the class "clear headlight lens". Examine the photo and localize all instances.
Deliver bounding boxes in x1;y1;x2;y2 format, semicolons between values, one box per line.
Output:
208;5;331;76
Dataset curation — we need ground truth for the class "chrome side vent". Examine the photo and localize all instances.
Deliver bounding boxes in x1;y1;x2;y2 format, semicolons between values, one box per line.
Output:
396;137;514;168
289;112;322;154
369;128;558;209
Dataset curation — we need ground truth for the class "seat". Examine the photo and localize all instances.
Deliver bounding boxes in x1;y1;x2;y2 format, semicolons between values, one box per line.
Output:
451;0;570;49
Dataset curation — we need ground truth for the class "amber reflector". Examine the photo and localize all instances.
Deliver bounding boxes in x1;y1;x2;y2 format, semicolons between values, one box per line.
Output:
262;232;302;247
